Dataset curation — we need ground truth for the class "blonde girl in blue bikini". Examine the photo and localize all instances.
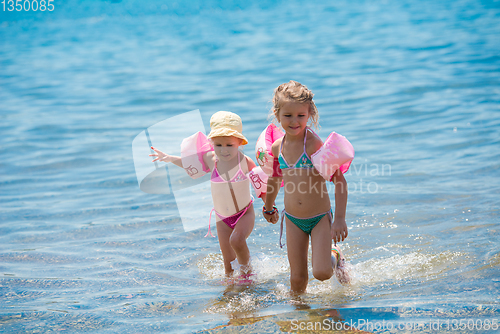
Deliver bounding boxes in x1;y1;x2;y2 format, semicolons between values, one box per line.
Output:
150;111;258;279
263;81;352;293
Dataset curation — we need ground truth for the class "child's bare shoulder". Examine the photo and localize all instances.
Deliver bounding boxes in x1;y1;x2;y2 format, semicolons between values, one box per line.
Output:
204;150;215;159
271;137;283;157
306;130;323;154
202;151;216;169
243;153;256;171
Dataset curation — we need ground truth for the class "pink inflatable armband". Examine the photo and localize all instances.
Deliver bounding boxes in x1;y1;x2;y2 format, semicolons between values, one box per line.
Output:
255;124;284;176
180;132;213;179
311;132;354;181
248;166;268;198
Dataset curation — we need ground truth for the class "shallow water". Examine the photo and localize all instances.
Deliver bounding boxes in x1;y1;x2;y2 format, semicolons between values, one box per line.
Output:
1;0;499;333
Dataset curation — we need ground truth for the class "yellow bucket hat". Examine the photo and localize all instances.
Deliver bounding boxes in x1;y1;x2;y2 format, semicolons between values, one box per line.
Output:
207;111;248;145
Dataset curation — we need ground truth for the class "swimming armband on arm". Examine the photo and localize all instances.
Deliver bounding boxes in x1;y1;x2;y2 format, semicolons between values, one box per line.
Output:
311;132;354;181
180;132;214;179
255;124;285;177
272;156;283;177
248;166;268;198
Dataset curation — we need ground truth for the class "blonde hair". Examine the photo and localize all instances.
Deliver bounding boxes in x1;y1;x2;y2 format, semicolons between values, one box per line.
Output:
270;80;319;130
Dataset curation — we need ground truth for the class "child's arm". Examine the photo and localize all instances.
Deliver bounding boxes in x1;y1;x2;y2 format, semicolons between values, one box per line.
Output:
150;146;183;168
331;169;348;243
264;176;281;223
263;140;282;224
306;134;349;242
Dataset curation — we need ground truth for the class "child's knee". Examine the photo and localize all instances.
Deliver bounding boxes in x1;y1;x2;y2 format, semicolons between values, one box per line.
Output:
290;273;308;288
229;233;246;251
313;268;333;281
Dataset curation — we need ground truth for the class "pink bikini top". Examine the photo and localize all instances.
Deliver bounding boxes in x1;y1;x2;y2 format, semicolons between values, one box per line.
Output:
211;152;249;183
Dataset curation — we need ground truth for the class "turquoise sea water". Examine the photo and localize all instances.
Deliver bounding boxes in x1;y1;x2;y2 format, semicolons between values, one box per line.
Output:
1;1;499;333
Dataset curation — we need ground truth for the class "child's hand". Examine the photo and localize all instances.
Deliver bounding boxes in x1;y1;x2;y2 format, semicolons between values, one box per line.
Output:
264;211;279;224
270;211;279;224
331;218;348;243
149;146;174;163
263;206;279;224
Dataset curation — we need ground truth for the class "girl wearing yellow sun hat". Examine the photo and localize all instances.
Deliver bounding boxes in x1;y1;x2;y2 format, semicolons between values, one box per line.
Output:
151;111;265;282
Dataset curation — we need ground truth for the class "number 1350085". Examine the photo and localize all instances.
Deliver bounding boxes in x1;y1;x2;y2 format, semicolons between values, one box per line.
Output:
2;0;54;11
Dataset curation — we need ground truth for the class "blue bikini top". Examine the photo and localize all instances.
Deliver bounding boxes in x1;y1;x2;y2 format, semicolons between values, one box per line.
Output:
278;129;315;170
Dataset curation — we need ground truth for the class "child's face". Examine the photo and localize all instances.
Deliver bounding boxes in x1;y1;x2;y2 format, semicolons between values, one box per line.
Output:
212;136;242;161
277;101;310;135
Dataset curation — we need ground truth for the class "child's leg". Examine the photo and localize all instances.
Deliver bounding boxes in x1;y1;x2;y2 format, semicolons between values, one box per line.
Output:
216;220;237;276
310;215;334;281
285;217;310;293
229;206;255;270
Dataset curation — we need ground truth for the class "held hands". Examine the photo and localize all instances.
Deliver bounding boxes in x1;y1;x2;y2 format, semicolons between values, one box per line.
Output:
331;217;348;244
149;146;175;163
263;205;279;224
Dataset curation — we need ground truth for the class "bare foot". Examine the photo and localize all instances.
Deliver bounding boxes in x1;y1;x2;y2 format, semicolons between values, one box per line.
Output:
332;245;352;285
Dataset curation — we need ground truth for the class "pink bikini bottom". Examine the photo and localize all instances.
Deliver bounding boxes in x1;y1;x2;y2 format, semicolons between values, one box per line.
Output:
205;200;254;237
